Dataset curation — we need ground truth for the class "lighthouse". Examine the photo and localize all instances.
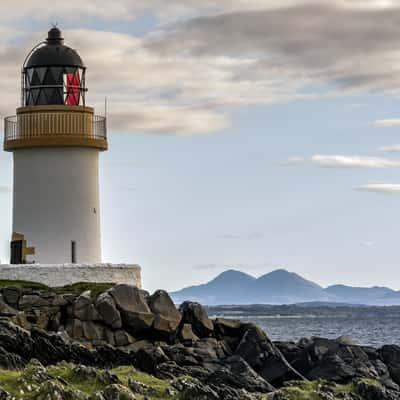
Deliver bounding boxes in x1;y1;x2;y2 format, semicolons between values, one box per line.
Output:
4;27;107;265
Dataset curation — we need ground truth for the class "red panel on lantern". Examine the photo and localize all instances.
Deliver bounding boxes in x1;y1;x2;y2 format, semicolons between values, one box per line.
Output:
65;72;80;105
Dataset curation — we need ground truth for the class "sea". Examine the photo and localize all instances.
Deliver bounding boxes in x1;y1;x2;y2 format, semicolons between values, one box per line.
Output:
208;306;400;347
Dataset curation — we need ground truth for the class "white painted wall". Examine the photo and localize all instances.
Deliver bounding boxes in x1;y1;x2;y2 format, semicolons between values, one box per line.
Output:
0;264;142;288
13;147;102;264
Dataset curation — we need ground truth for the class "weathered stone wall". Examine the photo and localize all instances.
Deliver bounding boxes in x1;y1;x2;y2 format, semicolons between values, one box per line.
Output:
0;263;142;288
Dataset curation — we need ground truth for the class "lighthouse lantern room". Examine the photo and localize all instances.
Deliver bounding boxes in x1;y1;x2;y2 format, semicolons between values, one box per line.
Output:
4;27;108;265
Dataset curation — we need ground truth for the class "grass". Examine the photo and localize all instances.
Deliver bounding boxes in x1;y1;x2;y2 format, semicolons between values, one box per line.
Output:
53;282;115;299
0;365;381;400
0;280;49;290
0;363;180;400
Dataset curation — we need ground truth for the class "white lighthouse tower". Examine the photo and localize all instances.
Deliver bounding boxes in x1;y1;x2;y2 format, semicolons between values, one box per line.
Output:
1;27;141;288
4;27;106;265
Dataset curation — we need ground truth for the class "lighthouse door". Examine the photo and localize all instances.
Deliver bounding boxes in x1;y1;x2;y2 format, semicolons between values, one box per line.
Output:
10;240;23;264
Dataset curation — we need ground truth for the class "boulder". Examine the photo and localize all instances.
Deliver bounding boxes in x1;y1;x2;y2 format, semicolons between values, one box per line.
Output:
109;285;154;335
2;287;22;307
356;379;398;400
82;321;105;342
19;294;50;310
114;330;135;347
135;343;169;374
178;323;199;342
74;291;102;321
214;318;243;338
235;324;304;386
148;290;182;336
0;300;17;318
209;355;275;393
381;345;400;385
66;319;84;339
102;384;136;400
179;302;214;338
96;292;122;329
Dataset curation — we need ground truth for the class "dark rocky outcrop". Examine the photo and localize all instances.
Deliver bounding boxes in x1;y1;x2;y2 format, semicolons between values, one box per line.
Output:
0;282;398;399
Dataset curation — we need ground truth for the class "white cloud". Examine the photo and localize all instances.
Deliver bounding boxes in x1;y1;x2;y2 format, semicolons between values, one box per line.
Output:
379;145;400;152
356;184;400;193
372;119;400;128
286;155;400;168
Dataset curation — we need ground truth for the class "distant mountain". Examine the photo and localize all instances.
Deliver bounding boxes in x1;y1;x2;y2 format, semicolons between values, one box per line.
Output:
170;269;400;306
171;269;333;305
325;285;396;304
170;269;256;305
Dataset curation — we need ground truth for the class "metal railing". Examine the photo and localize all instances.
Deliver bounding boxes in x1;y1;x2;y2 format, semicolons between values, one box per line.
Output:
4;112;107;142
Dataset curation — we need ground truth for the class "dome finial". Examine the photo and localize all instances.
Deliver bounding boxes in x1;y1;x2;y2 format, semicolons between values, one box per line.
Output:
47;24;63;45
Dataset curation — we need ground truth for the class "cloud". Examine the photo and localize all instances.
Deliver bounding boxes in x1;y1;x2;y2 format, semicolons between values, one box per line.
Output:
379;145;400;152
372;119;400;128
360;241;374;247
193;263;220;270
2;2;400;134
217;232;264;240
356;184;400;193
286;155;400;168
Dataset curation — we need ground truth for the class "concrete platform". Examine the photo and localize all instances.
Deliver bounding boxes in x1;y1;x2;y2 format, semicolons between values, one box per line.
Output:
0;263;142;288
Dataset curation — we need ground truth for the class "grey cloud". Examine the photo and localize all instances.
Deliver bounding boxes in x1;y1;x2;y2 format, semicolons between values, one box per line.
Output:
147;4;400;94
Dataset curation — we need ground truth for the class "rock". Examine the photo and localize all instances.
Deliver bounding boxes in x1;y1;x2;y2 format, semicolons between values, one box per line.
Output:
179;302;214;338
214;318;243;338
155;361;188;379
66;319;84;339
357;379;398;400
192;338;229;364
114;330;135;347
109;285;154;335
82;322;105;342
74;291;101;321
102;384;136;400
148;290;182;337
178;323;200;342
2;287;22;306
11;311;31;330
135;344;169;374
72;365;119;385
0;387;11;400
35;380;88;400
209;355;275;393
19;294;50;310
0;298;17;317
381;345;400;385
0;345;24;369
179;378;220;400
96;292;122;329
235;324;304;386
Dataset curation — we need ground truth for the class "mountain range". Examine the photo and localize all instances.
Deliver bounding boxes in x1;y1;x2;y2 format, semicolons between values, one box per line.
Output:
170;269;400;306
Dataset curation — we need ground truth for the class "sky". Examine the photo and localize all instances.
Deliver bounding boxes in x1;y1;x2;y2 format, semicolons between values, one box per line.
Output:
2;0;400;292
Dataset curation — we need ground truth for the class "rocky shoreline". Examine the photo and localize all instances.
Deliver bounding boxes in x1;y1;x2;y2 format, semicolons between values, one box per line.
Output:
0;282;397;399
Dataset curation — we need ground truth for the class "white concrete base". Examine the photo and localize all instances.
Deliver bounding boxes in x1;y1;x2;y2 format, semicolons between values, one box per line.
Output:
0;263;142;288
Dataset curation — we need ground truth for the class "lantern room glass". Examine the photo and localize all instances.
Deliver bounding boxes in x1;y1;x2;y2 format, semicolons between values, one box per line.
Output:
23;66;86;106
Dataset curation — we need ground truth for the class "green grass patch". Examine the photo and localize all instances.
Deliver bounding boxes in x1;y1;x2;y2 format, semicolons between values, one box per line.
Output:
0;280;49;290
54;282;115;299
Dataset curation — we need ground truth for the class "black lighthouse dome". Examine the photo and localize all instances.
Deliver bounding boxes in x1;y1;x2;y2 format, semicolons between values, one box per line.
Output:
26;27;84;68
22;27;87;106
